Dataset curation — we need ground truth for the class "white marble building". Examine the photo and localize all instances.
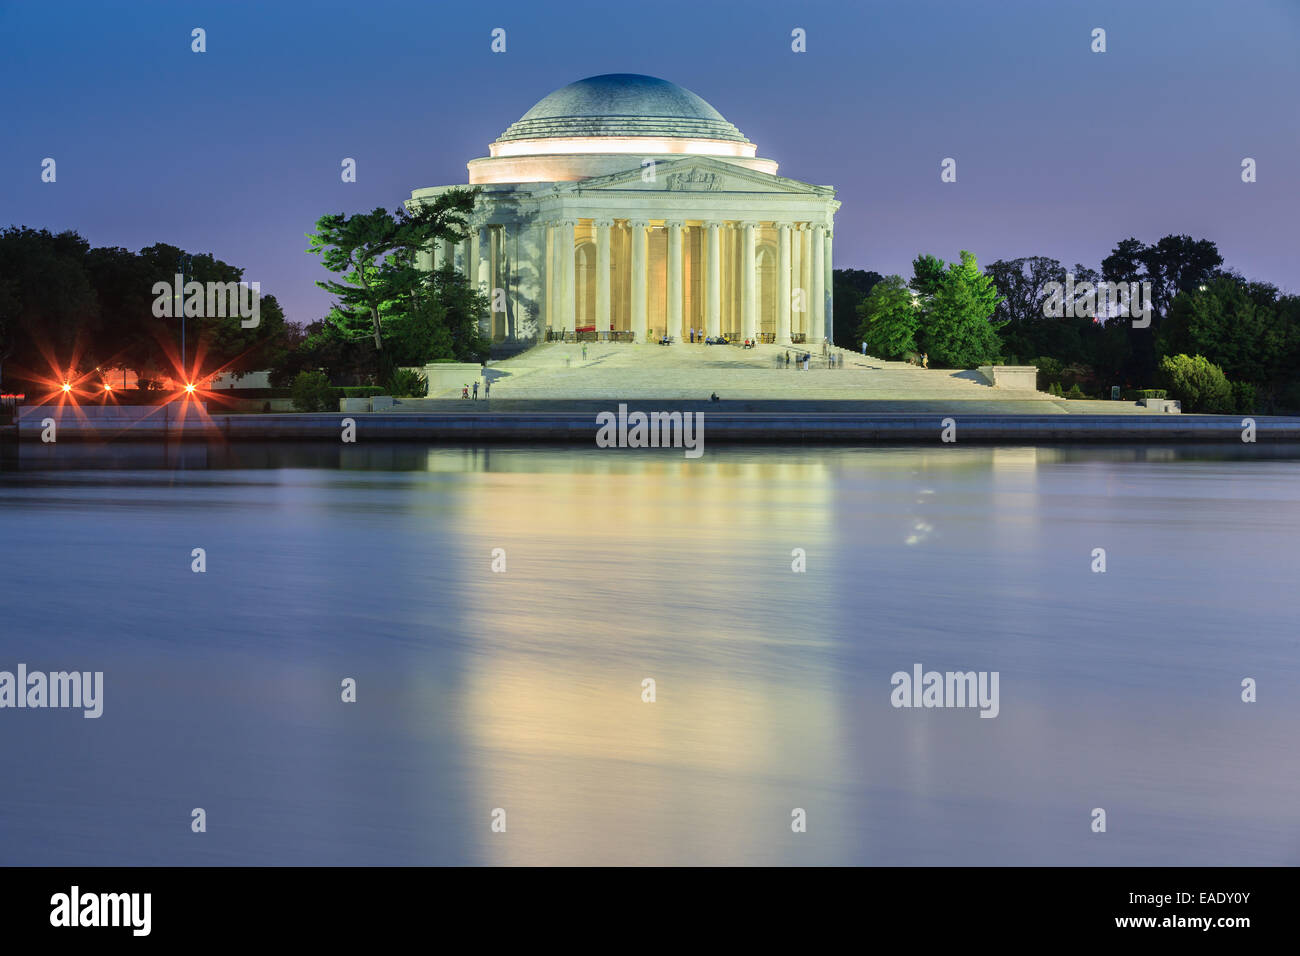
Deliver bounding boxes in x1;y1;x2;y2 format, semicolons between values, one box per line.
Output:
408;73;839;346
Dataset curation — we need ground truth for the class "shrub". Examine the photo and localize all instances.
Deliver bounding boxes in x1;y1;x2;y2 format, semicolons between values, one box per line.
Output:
290;370;337;412
1065;383;1085;400
1158;354;1233;413
1136;389;1167;400
386;368;427;398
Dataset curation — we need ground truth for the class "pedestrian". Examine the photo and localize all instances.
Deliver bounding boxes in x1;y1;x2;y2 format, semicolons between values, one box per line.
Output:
689;328;695;343
861;340;867;355
922;352;929;369
785;351;790;367
484;379;490;398
461;384;469;399
472;380;479;399
582;344;587;360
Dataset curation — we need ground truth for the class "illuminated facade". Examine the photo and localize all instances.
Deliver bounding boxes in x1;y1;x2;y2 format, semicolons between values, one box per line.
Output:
408;74;840;346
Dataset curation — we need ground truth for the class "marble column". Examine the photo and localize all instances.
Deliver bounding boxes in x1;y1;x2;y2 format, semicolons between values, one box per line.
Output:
811;224;826;345
544;223;555;333
561;220;576;334
459;237;470;278
629;220;648;343
705;221;721;337
666;221;683;342
799;225;812;338
595;219;612;339
823;229;834;345
416;240;433;274
777;223;792;345
741;221;757;341
471;226;484;293
474;226;490;338
433;238;445;271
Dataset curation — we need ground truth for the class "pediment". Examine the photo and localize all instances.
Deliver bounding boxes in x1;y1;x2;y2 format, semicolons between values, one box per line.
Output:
555;156;830;196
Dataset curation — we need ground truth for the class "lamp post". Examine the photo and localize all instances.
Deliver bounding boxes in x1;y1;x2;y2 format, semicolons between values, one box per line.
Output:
176;252;192;384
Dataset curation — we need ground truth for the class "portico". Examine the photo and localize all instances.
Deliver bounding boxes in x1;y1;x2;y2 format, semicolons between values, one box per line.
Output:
409;74;839;347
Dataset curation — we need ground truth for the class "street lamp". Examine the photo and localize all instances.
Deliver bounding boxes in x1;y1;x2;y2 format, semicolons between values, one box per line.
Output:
176;251;192;384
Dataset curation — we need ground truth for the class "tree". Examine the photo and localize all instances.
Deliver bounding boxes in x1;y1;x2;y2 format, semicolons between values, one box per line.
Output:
855;275;918;359
909;254;947;297
1101;235;1224;386
0;227;100;388
306;208;402;355
1158;353;1233;413
305;188;481;377
832;268;883;349
914;251;1005;367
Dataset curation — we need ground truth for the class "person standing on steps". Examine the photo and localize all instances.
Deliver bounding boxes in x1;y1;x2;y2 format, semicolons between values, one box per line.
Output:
472;381;479;400
484;379;490;399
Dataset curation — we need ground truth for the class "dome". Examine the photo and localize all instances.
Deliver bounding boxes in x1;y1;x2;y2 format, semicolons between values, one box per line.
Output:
494;74;751;145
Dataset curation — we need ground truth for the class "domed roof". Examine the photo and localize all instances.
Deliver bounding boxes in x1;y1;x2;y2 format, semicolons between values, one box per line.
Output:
495;73;751;144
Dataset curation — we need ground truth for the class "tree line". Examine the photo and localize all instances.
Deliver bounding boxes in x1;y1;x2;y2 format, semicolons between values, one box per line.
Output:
833;235;1300;413
0;188;490;396
0;226;288;392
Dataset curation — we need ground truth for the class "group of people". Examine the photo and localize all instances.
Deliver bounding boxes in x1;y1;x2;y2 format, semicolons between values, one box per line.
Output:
781;351;812;370
460;380;490;399
687;328;733;345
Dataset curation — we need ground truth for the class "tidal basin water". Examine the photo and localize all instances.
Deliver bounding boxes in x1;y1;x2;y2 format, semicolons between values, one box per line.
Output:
1;442;1297;866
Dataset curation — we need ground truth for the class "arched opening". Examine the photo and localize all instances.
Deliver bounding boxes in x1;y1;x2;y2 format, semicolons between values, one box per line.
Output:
758;244;777;337
575;241;596;332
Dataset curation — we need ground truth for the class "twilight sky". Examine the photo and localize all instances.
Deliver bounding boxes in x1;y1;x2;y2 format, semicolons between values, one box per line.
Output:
2;0;1297;326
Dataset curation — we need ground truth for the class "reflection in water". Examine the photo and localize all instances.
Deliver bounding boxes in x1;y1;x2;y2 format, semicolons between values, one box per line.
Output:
1;444;1298;865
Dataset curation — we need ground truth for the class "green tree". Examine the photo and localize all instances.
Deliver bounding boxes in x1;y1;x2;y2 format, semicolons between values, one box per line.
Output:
909;254;947;297
1158;353;1233;413
307;208;403;355
305;188;482;377
290;370;337;412
914;251;1005;368
1158;275;1283;391
856;275;918;359
0;227;100;388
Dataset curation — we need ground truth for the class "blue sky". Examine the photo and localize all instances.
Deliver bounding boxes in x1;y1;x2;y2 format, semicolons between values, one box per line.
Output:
2;0;1297;325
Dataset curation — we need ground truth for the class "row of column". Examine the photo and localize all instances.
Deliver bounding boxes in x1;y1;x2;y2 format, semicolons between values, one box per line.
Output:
423;218;834;345
548;219;832;346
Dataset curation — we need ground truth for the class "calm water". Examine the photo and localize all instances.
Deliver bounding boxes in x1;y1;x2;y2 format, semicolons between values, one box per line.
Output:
1;442;1297;866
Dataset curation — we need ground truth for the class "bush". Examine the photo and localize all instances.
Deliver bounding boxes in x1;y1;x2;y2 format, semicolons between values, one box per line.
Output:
1158;354;1233;413
385;368;427;398
1136;389;1167;400
1065;383;1085;400
338;386;386;398
290;370;337;412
